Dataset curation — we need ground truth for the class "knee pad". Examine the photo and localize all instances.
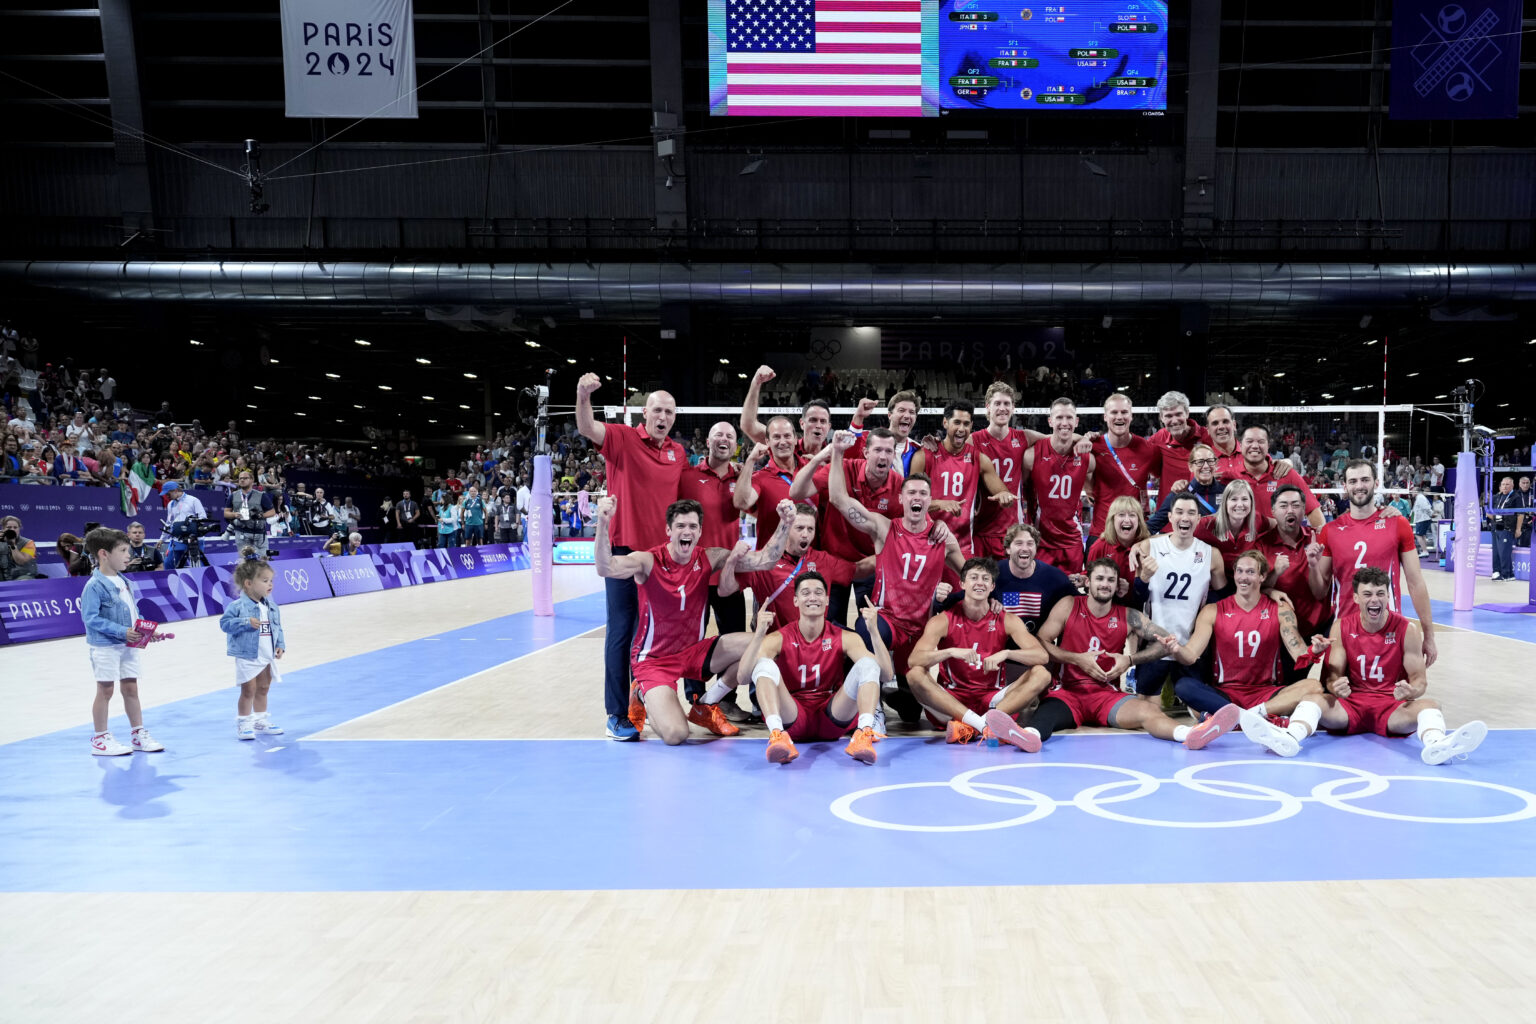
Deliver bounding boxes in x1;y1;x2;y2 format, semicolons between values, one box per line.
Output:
752;659;783;688
843;656;881;698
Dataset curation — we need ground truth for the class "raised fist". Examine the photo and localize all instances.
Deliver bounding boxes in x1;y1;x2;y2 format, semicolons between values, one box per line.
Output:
832;430;857;452
754;365;776;385
856;397;878;418
595;495;617;519
577;372;602;397
775;498;797;522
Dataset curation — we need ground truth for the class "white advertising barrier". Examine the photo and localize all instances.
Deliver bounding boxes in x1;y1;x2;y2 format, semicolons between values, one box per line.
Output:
281;0;417;118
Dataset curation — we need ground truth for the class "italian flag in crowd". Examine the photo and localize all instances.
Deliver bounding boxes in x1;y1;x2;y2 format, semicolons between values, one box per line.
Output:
122;461;155;516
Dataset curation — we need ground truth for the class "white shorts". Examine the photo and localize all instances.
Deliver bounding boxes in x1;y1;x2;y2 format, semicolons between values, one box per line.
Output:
234;656;281;687
89;645;142;682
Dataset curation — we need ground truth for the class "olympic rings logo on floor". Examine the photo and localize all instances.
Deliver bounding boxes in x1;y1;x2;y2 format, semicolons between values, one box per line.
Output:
828;761;1536;832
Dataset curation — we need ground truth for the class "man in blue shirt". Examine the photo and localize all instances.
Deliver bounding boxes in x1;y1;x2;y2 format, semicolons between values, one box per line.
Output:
938;523;1078;636
461;485;486;546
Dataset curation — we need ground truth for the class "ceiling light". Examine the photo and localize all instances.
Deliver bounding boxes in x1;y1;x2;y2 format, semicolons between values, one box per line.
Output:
428;419;438;423
463;372;478;379
326;373;340;379
246;404;257;409
308;395;321;400
1364;339;1378;346
604;375;613;381
294;411;306;417
504;386;515;391
269;358;279;364
566;358;577;364
189;339;202;346
525;340;540;348
1407;371;1420;377
1272;372;1286;378
423;395;435;401
1457;356;1474;363
353;404;364;409
253;385;266;390
378;385;392;391
1499;402;1509;407
416;357;431;365
335;419;343;423
1352;385;1366;391
737;373;748;379
244;419;252;423
458;404;471;410
1435;394;1448;399
1320;393;1334;399
355;339;370;346
719;357;730;364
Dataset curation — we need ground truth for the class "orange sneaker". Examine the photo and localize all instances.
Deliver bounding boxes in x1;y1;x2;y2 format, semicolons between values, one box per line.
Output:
687;701;741;737
845;727;878;764
766;729;799;764
945;720;979;744
627;685;647;738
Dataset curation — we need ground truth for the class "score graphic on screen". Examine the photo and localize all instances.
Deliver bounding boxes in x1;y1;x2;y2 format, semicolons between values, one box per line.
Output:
940;1;1166;110
707;0;1166;116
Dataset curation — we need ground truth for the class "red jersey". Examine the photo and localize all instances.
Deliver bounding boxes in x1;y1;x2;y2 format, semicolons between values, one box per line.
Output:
970;427;1030;541
1259;523;1329;633
937;607;1011;702
1030;438;1090;550
1339;608;1410;695
814;458;903;561
773;620;848;712
924;443;981;555
676;462;739;585
1211;594;1284;687
1234;459;1320;523
735;547;857;629
1053;596;1129;691
1088;434;1159;535
1318;508;1416;619
600;424;688;549
873;517;947;632
1194;515;1264;569
1148;423;1213;488
749;457;813;550
632;543;711;662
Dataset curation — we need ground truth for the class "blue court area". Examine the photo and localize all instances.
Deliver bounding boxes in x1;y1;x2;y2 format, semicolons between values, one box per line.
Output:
3;589;1535;894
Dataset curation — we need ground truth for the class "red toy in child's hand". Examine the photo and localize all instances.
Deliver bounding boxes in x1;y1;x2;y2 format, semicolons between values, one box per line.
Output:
126;618;175;648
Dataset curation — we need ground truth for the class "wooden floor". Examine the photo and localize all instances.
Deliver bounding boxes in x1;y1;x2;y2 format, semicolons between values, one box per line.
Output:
4;564;1535;1023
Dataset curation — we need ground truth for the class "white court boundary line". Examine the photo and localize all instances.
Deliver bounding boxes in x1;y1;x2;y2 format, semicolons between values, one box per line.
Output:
299;627;604;742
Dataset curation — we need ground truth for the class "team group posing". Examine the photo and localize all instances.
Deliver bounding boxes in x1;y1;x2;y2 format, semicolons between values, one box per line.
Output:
578;368;1486;767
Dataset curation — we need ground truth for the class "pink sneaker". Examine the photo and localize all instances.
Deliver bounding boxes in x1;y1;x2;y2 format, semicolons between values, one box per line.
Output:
984;710;1042;752
1184;704;1241;750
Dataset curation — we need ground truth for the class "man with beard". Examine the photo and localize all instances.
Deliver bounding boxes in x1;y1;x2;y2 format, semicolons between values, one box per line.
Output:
939;523;1077;636
1308;460;1437;666
1259;483;1332;681
847;390;922;474
718;502;875;634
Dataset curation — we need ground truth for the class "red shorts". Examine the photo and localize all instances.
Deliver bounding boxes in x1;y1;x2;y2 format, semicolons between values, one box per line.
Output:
632;637;718;696
1049;685;1134;728
879;612;924;679
1217;682;1285;710
1037;538;1084;575
786;693;856;742
1336;692;1408;736
973;531;1007;560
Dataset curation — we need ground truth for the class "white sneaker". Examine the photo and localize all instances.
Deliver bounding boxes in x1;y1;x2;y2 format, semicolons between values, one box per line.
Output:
1422;720;1488;765
1238;707;1300;757
91;732;131;756
237;717;256;740
130;728;165;752
1490;573;1502;581
254;717;284;736
872;707;887;737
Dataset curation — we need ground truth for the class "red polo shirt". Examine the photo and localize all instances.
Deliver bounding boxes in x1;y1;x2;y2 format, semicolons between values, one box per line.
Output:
750;456;814;549
1236;458;1320;523
1259;523;1330;633
1148;423;1213;488
600;423;688;550
677;460;741;584
813;458;905;561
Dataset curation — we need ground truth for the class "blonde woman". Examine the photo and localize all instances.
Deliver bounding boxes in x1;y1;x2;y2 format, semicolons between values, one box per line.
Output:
1195;478;1266;568
1082;496;1148;601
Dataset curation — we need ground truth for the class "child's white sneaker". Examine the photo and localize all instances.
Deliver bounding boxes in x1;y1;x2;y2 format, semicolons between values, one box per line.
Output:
254;715;283;736
237;716;256;740
91;732;131;756
130;727;164;752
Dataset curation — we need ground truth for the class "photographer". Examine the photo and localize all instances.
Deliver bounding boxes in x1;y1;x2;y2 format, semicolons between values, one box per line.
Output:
309;486;336;534
224;469;276;547
125;521;164;573
0;514;39;580
161;480;208;569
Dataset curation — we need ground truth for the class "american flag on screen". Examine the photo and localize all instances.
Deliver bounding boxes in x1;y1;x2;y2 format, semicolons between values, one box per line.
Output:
724;0;925;116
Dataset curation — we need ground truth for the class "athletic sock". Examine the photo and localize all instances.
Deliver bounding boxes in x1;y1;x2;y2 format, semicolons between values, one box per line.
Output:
1252;702;1268;718
1416;708;1447;745
858;713;874;730
1172;725;1191;742
1288;700;1322;741
765;714;784;733
701;678;733;704
962;710;987;732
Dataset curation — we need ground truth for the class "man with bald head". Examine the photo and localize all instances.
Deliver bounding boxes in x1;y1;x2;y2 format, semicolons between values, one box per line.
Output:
578;373;689;740
678;421;748;701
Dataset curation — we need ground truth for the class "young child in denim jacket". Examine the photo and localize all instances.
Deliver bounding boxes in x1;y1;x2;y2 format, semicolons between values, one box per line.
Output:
219;555;287;740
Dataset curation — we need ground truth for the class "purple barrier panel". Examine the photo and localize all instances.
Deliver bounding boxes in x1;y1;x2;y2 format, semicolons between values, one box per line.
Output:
409;549;456;585
443;546;489;579
270;561;332;604
134;567;215;624
444;543;529;576
320;554;385;596
0;576;89;643
378;542;416;554
364;549;417;589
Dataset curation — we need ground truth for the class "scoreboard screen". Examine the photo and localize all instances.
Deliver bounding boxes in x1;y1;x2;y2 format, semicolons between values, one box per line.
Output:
708;0;1167;117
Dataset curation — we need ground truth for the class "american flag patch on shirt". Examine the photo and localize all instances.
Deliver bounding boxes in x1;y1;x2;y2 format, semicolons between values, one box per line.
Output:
998;591;1040;618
